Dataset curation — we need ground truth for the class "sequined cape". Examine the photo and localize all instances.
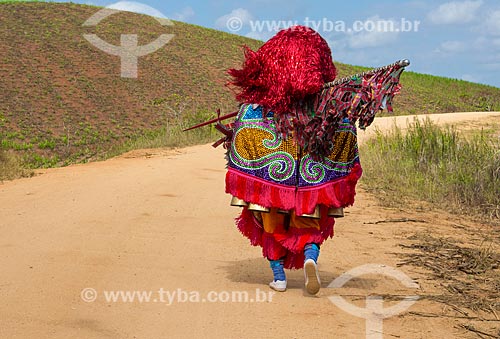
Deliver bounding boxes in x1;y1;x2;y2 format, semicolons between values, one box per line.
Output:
225;104;362;216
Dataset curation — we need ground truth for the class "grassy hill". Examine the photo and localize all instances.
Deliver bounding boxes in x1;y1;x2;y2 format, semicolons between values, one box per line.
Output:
1;2;500;175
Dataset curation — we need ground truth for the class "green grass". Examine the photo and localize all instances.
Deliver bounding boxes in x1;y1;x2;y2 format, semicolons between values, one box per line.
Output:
360;118;500;223
0;0;50;2
104;109;219;158
389;72;500;116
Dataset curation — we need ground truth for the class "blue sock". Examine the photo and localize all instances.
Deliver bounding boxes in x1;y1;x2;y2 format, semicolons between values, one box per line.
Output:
304;243;320;263
269;259;286;281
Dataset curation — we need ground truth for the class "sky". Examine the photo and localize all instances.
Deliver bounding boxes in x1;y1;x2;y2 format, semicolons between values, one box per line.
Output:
50;0;500;88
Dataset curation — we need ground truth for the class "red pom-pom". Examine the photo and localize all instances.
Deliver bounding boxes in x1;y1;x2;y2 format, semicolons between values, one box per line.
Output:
228;25;337;116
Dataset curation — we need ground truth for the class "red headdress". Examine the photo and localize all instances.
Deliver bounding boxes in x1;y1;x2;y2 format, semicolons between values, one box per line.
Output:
228;26;406;158
228;25;337;117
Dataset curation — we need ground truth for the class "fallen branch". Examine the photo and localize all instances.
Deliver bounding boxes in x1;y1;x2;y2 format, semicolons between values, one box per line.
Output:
364;218;427;224
409;311;473;320
460;324;499;339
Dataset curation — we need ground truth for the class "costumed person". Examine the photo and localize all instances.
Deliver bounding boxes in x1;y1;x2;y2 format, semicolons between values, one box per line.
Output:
225;26;360;295
184;26;407;295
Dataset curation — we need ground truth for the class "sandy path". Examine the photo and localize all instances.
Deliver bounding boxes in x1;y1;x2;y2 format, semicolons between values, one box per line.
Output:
0;112;498;339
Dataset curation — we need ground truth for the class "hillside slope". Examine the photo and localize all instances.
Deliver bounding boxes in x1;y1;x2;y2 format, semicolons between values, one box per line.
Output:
1;2;499;167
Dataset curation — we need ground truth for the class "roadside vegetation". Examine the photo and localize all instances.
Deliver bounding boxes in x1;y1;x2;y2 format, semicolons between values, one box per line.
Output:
361;119;500;338
0;150;33;180
360;118;500;223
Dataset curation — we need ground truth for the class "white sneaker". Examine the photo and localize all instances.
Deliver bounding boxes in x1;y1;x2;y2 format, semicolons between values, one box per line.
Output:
269;280;287;292
304;259;321;295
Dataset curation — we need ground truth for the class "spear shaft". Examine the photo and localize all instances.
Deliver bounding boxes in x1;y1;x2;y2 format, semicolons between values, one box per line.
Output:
323;59;410;88
183;59;410;132
182;111;238;132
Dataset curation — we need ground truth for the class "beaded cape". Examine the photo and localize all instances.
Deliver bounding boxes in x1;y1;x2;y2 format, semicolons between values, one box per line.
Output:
225;104;362;216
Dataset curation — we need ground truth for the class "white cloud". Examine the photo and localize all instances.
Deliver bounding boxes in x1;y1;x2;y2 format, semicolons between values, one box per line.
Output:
427;0;483;24
215;8;253;31
474;36;487;48
245;31;272;42
173;7;195;22
461;74;481;82
437;40;467;53
472;36;500;51
347;16;400;49
334;51;379;68
406;1;428;9
107;1;168;19
482;62;500;71
326;39;378;67
484;10;500;35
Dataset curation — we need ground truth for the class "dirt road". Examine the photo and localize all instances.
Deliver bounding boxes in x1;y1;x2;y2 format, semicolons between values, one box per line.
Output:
1;112;498;339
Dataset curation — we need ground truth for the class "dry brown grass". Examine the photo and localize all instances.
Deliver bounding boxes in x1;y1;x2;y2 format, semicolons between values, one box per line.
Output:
399;233;499;313
397;231;500;339
0;150;33;181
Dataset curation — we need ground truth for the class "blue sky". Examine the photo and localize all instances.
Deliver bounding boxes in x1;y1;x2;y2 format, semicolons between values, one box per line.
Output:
54;0;500;88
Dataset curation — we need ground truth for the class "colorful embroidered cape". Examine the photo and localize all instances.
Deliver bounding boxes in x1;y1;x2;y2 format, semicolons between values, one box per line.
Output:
226;104;362;216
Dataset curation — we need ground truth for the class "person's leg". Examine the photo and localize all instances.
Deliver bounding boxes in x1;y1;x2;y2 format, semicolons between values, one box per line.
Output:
304;243;321;295
268;258;286;291
261;209;288;291
304;243;320;262
289;212;322;294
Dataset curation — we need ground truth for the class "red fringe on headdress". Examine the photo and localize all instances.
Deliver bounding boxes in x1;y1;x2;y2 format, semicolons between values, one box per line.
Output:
228;25;337;118
235;206;336;269
226;163;362;216
228;26;404;159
